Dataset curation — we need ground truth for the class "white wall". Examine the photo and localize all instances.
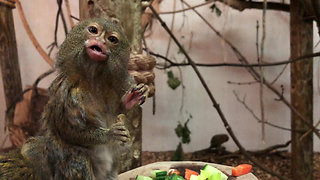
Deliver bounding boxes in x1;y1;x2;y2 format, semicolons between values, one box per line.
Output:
0;0;319;152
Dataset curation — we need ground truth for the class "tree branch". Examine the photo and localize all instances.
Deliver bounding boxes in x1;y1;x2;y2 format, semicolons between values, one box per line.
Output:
149;50;320;68
159;0;290;14
215;0;290;12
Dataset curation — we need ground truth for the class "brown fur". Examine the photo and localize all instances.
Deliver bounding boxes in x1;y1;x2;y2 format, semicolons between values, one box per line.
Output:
0;18;135;180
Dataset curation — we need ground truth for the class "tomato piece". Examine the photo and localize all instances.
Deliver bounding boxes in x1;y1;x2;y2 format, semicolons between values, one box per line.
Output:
185;169;199;180
232;164;252;176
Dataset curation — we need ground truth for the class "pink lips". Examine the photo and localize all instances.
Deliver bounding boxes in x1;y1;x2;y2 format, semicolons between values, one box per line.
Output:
86;38;108;62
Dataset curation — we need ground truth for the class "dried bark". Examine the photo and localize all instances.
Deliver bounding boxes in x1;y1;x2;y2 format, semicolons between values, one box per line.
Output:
290;1;314;179
0;4;23;132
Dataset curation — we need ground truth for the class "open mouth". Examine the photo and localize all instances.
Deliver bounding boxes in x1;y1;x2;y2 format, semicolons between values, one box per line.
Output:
86;39;108;62
90;45;103;53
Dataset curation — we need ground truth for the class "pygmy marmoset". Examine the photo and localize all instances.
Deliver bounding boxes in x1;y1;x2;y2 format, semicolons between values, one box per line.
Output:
0;18;149;180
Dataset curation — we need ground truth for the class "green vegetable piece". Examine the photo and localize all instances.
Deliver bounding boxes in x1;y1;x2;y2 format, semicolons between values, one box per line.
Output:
168;173;185;180
190;175;199;180
135;175;153;180
209;172;221;180
150;170;167;178
155;176;167;180
202;165;228;180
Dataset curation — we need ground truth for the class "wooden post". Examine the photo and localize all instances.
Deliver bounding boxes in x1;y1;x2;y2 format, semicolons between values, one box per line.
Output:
290;1;313;179
79;0;143;172
0;3;23;128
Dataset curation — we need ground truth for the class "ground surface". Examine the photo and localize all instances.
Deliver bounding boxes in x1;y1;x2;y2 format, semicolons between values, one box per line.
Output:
141;151;320;180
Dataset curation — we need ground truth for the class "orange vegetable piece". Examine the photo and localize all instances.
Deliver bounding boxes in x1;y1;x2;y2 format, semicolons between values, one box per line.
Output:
232;164;252;176
185;169;199;180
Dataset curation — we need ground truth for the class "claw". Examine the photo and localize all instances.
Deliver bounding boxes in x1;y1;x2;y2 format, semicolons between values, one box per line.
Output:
139;95;146;105
123;84;149;110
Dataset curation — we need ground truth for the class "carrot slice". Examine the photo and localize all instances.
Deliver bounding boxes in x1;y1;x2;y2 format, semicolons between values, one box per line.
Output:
185;169;199;180
232;164;252;176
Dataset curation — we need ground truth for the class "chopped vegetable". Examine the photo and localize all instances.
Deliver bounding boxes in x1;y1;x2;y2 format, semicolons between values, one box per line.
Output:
151;170;168;178
135;175;153;180
167;173;185;180
201;165;228;180
185;169;199;180
189;175;199;180
137;164;230;180
232;164;252;177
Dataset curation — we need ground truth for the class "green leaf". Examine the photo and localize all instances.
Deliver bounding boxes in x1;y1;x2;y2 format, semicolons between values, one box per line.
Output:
215;7;222;17
175;119;191;144
210;4;216;12
167;70;174;78
167;71;181;90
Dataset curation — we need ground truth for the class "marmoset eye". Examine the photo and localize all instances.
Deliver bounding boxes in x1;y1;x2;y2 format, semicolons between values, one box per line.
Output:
108;36;119;44
88;26;98;34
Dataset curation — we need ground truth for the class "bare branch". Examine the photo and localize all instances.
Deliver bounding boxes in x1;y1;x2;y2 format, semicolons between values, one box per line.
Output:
159;0;214;14
148;50;320;68
233;91;296;132
159;0;290;14
227;80;258;85
215;0;290;12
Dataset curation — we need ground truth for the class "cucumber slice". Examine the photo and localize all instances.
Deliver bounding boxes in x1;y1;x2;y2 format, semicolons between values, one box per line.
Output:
135;175;153;180
201;165;228;180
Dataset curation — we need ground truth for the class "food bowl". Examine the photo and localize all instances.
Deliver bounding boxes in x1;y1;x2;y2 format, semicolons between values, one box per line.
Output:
119;161;258;180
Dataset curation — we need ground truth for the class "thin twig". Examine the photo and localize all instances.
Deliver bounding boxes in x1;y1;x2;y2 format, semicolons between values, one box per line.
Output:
59;0;68;36
15;0;54;67
227;80;258;85
54;0;64;45
213;0;289;12
159;0;214;14
150;4;288;180
233;91;303;132
142;37;156;115
164;0;176;58
48;0;68;57
300;120;320;141
248;140;291;155
270;64;288;85
71;15;80;21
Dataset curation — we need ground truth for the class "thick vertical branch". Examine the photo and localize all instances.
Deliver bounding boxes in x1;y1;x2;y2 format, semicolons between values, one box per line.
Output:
0;3;23;130
290;1;314;180
259;0;267;141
